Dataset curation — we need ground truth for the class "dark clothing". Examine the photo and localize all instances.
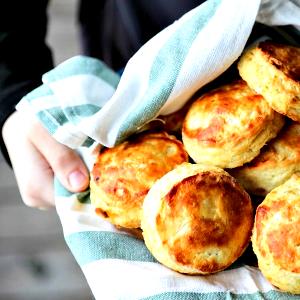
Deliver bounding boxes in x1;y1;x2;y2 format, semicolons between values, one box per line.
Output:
78;0;204;70
0;1;52;162
0;0;204;163
0;1;299;163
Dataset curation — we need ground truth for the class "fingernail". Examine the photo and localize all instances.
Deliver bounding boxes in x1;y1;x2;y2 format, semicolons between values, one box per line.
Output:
69;170;87;189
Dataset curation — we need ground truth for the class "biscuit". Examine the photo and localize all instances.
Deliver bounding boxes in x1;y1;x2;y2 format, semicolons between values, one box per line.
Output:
238;41;300;121
231;122;300;196
182;80;285;168
90;131;189;228
141;163;253;274
142;99;193;137
252;174;300;294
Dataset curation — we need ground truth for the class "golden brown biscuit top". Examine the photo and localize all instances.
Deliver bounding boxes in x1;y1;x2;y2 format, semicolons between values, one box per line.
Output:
155;170;253;273
254;175;300;273
258;41;300;82
91;132;188;210
244;122;300;170
182;80;272;146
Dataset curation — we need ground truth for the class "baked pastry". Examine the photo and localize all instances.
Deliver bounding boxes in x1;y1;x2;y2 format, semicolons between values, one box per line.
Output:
141;163;253;274
252;174;300;294
142;99;193;137
90;131;189;228
238;41;300;121
231;122;300;196
182;80;285;168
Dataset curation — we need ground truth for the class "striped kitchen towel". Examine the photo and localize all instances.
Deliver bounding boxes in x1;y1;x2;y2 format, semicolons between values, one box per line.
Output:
16;0;300;299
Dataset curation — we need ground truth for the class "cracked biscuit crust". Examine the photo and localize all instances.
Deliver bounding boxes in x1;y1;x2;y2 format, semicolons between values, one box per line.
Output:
252;174;300;294
231;122;300;196
238;41;300;121
182;80;284;168
90;131;188;228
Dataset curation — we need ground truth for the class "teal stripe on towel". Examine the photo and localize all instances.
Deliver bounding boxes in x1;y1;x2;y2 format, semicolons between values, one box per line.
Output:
64;103;101;125
141;290;298;300
23;84;54;103
65;231;156;265
54;177;90;203
37;107;68;134
116;0;221;143
43;55;120;88
37;104;100;134
54;177;73;197
81;136;95;147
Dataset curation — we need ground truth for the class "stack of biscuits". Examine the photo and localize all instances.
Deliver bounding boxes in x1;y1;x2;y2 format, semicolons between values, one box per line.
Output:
90;40;300;294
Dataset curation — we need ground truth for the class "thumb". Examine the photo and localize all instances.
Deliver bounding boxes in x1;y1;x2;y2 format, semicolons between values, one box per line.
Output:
29;121;90;193
50;146;90;193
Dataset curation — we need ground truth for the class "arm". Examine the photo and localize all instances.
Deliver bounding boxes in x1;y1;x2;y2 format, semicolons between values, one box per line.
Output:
0;1;89;208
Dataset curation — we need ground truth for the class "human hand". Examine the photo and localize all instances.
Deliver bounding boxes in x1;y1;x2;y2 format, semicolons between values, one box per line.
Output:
2;111;90;209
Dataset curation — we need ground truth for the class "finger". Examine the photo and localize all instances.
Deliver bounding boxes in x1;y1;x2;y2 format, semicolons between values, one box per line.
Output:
28;119;90;193
3;112;55;208
16;140;55;208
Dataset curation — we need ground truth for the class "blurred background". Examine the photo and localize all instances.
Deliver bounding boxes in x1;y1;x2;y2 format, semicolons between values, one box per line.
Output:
0;1;94;299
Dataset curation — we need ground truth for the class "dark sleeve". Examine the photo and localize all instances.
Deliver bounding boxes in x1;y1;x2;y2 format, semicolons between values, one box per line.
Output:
0;1;53;163
78;0;205;70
